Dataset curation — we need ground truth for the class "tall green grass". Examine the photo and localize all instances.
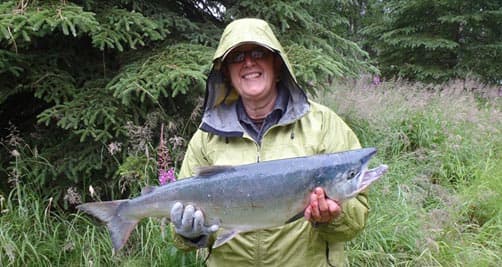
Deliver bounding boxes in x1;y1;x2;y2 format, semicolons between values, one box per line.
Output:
0;185;202;266
321;78;501;266
1;78;500;266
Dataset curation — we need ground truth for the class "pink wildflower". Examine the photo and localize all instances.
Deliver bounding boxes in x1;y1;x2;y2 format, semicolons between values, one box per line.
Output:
372;75;381;86
158;123;176;185
159;167;176;185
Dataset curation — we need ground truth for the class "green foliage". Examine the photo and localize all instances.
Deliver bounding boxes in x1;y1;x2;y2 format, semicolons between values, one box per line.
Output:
320;78;501;266
286;44;348;91
0;186;202;266
461;163;502;226
37;79;129;143
0;1;98;46
361;0;502;83
0;1;166;51
115;154;157;195
393;111;446;153
108;43;213;104
2;131;118;203
0;49;24;76
30;68;76;105
91;6;167;51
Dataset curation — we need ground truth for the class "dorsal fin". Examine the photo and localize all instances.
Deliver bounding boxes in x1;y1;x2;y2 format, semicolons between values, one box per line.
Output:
195;165;234;177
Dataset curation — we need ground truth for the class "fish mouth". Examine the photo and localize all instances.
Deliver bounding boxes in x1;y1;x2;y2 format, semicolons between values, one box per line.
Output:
358;164;388;191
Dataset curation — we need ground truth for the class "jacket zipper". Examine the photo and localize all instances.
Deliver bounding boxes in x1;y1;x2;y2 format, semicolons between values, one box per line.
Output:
255;141;261;162
254;122;296;163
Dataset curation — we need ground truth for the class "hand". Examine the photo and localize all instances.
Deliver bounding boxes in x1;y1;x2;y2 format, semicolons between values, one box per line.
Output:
170;202;219;240
304;187;341;224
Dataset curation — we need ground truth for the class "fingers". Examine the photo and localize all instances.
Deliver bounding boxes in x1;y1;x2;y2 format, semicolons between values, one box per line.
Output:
193;210;220;234
205;223;220;234
193;210;204;234
305;187;341;224
316;188;329;213
170;202;184;227
304;205;312;221
328;200;341;218
170;202;219;239
181;205;195;232
309;188;321;218
170;202;199;237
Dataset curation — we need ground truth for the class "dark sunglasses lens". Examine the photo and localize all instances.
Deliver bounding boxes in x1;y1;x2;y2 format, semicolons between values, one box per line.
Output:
250;50;265;59
230;52;246;63
228;49;269;63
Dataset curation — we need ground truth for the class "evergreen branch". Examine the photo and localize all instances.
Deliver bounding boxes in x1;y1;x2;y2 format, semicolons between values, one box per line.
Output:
107;43;212;105
90;6;167;51
37;81;130;143
0;1;98;46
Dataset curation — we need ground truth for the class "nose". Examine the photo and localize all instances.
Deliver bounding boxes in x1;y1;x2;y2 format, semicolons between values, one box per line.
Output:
243;53;256;66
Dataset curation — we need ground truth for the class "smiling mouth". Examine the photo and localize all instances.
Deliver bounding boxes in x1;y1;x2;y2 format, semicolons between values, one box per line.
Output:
242;72;262;79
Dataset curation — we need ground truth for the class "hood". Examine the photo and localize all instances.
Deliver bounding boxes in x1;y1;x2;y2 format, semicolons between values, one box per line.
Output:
201;18;309;137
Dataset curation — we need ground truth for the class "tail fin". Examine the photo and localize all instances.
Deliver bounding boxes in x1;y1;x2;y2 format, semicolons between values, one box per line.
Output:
77;200;139;253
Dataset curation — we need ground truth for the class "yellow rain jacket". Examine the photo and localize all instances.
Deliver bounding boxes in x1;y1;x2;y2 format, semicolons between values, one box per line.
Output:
173;18;369;267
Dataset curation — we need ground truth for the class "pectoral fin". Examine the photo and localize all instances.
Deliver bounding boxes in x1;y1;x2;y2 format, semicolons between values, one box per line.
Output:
213;229;239;248
285;211;305;224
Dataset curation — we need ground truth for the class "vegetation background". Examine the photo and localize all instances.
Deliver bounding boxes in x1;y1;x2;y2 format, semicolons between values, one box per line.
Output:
1;0;500;266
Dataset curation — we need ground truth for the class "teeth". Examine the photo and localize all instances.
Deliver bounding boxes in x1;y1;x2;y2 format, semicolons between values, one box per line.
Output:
243;73;260;79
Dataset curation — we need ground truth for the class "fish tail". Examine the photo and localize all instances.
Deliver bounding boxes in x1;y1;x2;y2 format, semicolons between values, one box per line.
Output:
77;200;138;253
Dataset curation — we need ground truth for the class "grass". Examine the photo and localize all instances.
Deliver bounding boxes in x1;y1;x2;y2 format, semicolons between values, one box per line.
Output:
320;78;501;266
1;78;501;266
0;187;201;266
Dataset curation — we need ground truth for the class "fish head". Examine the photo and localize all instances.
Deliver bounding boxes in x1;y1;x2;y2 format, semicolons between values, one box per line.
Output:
322;148;386;201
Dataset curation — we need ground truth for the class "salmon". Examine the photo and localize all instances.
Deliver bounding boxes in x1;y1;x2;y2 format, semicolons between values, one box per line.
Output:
77;147;387;252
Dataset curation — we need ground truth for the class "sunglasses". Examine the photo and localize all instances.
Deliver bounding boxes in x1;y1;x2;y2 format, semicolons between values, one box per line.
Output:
225;48;272;64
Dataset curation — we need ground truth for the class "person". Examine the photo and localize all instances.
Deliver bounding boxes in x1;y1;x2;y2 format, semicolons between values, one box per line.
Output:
169;18;369;267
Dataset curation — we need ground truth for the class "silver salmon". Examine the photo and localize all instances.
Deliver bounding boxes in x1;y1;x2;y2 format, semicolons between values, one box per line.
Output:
77;147;387;252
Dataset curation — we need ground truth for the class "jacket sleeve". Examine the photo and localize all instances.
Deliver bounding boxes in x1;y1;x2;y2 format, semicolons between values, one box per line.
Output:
170;130;216;250
315;108;370;242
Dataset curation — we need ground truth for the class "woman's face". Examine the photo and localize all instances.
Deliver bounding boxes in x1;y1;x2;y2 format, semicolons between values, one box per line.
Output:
225;44;281;102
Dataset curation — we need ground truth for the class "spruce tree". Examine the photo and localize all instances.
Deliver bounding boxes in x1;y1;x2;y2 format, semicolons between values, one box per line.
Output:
0;0;373;202
361;0;502;83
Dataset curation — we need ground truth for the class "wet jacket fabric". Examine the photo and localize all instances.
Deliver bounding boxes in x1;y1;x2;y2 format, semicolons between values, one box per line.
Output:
172;18;369;267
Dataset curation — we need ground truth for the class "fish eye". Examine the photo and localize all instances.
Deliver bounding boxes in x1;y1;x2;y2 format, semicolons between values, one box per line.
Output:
347;169;358;180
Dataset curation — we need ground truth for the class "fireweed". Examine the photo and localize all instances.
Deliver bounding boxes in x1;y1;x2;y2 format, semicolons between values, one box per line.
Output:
157;123;176;185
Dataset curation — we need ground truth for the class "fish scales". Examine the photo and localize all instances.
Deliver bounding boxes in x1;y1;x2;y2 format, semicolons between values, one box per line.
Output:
77;147;388;253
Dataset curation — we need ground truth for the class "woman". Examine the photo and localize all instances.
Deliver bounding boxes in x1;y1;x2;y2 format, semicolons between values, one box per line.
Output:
170;18;369;267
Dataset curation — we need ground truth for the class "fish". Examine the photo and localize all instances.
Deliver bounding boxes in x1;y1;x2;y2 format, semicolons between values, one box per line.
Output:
77;147;388;253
